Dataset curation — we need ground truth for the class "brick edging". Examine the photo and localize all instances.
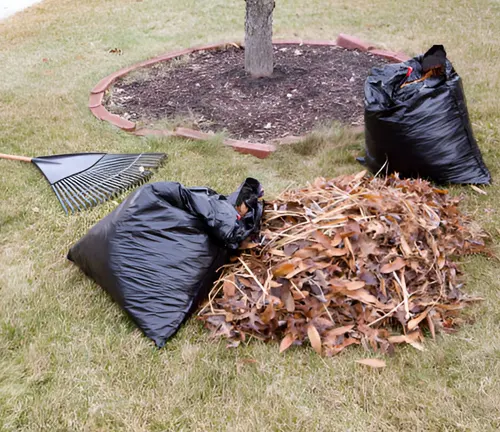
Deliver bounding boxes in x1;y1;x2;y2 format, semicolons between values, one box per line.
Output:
89;34;410;159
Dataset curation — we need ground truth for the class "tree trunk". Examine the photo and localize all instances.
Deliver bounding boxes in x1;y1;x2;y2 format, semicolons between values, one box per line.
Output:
245;0;275;78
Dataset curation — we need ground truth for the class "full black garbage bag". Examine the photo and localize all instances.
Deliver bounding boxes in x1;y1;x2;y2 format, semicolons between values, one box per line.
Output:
362;46;490;184
68;179;263;347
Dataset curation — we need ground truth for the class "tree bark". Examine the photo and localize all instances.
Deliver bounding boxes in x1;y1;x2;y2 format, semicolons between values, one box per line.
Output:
245;0;275;78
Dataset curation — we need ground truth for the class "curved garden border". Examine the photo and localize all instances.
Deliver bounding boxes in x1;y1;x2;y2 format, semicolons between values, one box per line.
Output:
89;34;410;159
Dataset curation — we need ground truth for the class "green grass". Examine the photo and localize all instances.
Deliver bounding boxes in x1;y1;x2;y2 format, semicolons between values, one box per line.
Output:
1;0;500;430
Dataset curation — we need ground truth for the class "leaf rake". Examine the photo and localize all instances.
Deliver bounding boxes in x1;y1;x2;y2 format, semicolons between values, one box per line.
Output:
0;152;167;213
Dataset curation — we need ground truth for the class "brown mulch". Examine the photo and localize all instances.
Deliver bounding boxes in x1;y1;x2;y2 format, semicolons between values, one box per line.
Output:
198;172;488;357
105;45;387;142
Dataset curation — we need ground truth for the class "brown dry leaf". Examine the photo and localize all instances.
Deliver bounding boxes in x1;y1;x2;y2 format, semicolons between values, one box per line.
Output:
432;188;448;195
239;239;260;249
269;248;287;257
326;248;348;257
408;341;425;351
408;309;430;331
279;334;295;353
356;358;386;368
238;277;254;289
331;232;342;247
239;358;257;365
293;248;318;259
426;314;436;340
324;325;355;343
282;288;295;312
388;333;425;351
387;335;408;344
380;257;406;274
261;303;275;324
344;288;381;306
331;325;355;336
283;244;298;256
325;337;360;356
312;230;332;249
344;281;366;291
353;170;367;181
435;304;465;311
223;277;236;298
402;335;425;351
380;277;387;298
362;193;383;201
307;324;322;355
471;185;487;195
344;236;355;257
400;235;412;257
273;262;295;277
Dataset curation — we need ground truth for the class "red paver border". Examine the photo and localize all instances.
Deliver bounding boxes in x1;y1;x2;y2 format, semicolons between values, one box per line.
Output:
89;34;410;159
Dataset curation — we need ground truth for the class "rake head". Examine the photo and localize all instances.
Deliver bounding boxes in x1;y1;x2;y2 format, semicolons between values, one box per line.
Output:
32;152;167;213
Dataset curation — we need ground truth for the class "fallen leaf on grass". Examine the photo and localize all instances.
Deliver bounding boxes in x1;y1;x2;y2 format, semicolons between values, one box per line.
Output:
236;358;257;374
279;334;295;353
307;325;322;354
471;185;487;195
426;314;436;340
388;333;425;351
356;358;386;368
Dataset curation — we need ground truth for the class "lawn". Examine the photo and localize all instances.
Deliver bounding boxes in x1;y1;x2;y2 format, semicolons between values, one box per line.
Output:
1;0;500;430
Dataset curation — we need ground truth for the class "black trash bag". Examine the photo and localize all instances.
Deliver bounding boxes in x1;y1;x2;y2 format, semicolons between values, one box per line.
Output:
67;179;263;347
361;45;491;184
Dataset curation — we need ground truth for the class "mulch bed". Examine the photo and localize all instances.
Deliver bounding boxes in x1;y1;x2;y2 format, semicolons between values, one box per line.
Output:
105;45;388;142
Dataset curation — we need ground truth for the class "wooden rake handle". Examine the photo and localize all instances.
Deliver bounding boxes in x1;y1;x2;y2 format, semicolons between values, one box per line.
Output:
0;153;33;163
